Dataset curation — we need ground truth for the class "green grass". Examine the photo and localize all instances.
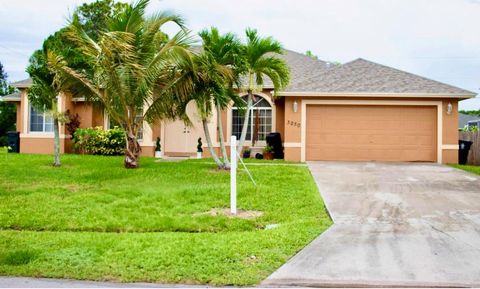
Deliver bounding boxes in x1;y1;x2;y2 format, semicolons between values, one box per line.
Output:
0;154;331;285
451;164;480;175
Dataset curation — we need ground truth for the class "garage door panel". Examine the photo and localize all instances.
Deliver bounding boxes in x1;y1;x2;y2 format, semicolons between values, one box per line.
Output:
306;105;437;162
312;133;434;146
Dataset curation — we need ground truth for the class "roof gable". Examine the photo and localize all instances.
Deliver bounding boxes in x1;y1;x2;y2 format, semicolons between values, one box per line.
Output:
10;78;32;89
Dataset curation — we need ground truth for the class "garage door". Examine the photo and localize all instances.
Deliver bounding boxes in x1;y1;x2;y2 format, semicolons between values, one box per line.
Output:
306;105;437;162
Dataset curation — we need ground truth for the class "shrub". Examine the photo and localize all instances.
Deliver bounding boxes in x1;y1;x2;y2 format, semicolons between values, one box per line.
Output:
65;109;81;139
73;127;125;156
461;125;479;132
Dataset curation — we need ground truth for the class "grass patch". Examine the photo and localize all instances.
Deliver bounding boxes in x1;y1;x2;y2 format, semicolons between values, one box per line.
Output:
0;154;331;285
451;164;480;175
0;250;39;266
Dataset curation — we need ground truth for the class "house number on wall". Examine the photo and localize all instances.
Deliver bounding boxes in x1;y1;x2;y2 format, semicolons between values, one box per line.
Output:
287;120;301;128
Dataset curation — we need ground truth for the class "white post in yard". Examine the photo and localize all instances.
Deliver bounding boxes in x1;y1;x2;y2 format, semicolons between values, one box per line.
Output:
230;135;237;215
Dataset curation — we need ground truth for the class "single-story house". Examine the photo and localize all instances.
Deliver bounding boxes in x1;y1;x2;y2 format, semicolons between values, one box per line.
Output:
459;113;480;129
3;50;476;164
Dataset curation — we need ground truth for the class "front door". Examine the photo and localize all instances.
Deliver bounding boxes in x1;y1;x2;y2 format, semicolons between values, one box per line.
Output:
164;101;207;156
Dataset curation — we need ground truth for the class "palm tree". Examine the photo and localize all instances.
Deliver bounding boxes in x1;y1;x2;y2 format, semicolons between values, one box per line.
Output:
48;0;196;168
236;28;290;155
27;49;65;167
192;27;243;169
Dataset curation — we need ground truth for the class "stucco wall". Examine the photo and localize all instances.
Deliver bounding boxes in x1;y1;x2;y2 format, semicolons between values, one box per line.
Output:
442;99;459;164
15;102;21;132
20;138;69;154
13;86;463;165
274;97;285;139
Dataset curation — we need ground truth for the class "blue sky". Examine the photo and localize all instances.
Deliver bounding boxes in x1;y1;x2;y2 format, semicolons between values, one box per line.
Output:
1;0;479;109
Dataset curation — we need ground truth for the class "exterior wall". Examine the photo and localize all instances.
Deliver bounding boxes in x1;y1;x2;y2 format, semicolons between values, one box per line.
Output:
73;102;95;128
285;147;301;162
16;89;100;155
92;106;104;127
274;97;285;138
15;102;21;132
12;86;462;164
141;146;155;157
282;96;460;164
221;109;228;142
283;96;302;161
442;149;458;164
19;90;27;134
20;138;70;154
441;99;459;164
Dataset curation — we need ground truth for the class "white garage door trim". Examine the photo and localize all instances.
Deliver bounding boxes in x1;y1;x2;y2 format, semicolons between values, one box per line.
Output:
300;100;443;163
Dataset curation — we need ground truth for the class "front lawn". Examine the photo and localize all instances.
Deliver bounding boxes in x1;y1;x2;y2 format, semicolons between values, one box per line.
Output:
0;154;331;285
451;164;480;175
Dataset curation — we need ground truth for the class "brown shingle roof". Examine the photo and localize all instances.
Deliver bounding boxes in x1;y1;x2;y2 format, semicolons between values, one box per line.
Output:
285;58;475;96
0;91;21;102
260;49;331;89
10;78;32;88
9;52;475;97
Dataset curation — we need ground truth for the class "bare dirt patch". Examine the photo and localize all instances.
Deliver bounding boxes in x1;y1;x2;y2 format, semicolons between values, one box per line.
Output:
195;208;263;219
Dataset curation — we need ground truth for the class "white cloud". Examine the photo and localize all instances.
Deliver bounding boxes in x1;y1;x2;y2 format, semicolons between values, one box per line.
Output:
1;0;478;109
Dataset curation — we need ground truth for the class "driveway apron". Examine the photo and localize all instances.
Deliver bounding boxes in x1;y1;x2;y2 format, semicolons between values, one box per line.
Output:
263;161;480;287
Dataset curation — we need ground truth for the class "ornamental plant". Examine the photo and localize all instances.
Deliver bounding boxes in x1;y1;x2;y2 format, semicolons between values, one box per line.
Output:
155;137;161;152
73;127;126;155
197;137;203;153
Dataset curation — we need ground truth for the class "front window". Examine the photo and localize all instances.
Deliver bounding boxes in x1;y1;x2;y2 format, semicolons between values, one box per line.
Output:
232;95;272;142
135;113;143;141
30;106;53;132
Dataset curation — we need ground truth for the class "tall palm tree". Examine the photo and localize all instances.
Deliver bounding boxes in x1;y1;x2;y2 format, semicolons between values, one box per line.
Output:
48;0;196;168
27;49;63;167
236;28;290;155
192;27;243;169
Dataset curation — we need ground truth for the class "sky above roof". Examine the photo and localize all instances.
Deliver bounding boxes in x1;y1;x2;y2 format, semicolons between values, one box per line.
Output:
1;0;479;109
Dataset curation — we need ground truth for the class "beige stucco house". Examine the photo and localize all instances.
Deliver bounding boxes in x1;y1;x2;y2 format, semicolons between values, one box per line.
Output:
3;50;476;164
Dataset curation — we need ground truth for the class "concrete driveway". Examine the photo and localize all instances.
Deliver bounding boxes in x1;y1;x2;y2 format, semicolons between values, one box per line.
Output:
263;162;480;287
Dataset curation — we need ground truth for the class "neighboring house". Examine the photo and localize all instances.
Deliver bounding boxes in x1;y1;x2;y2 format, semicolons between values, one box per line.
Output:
2;50;476;164
459;113;480;129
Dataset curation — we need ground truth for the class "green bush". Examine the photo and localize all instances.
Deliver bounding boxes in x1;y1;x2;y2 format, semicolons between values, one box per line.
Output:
73;127;125;156
461;125;479;132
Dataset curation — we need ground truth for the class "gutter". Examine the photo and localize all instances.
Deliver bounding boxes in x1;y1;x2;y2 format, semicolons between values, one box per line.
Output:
277;91;476;99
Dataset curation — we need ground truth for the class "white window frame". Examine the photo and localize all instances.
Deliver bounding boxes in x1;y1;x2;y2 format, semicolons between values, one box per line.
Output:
28;104;54;133
230;94;274;145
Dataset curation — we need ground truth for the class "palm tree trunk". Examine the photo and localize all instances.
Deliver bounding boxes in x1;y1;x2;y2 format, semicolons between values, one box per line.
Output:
52;117;61;167
202;119;224;169
216;104;230;168
237;90;253;155
124;130;140;169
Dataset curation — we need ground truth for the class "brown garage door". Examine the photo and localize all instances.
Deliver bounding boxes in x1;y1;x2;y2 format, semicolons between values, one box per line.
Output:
306;105;437;162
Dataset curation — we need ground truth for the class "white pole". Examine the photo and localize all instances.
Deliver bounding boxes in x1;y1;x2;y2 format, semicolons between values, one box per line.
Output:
230;135;237;215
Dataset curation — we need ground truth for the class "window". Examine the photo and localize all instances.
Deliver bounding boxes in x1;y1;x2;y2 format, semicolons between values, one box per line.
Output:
29;106;53;132
135;113;143;141
232;96;272;142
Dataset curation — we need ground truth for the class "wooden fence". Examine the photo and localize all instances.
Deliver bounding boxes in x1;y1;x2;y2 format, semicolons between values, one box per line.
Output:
459;131;480;165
